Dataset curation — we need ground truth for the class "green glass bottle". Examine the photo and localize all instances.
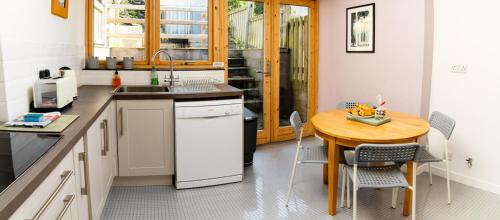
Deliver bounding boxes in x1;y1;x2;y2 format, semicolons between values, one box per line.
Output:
151;68;159;85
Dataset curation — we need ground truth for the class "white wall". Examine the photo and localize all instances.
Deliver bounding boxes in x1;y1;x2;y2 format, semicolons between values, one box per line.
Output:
0;0;85;121
318;0;428;116
429;0;500;194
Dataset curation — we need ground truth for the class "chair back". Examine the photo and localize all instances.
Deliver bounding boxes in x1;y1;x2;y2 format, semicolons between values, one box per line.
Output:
290;111;303;142
336;101;375;109
429;111;456;140
354;143;420;164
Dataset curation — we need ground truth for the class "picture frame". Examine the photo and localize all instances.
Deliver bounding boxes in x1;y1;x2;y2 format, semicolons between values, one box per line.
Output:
346;3;375;53
51;0;69;19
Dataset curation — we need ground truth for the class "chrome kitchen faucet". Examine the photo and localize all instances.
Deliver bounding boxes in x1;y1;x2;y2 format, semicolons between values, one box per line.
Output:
151;49;178;87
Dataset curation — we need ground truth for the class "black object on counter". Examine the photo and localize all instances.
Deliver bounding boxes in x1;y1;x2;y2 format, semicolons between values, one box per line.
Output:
0;132;61;193
244;107;258;166
38;69;51;79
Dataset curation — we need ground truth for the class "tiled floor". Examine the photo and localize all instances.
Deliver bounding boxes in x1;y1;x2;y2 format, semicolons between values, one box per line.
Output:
101;137;500;220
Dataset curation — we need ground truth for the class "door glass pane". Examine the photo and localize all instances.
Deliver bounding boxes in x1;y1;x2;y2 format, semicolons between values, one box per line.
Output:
159;0;209;61
279;4;309;127
228;0;265;130
93;0;147;61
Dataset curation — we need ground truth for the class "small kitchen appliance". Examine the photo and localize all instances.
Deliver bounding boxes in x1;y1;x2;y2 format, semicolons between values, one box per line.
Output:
33;68;78;110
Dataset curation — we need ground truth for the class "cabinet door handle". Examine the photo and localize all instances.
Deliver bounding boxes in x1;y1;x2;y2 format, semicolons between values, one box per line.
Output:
56;194;75;220
100;121;107;156
32;170;73;220
78;152;89;195
119;107;124;136
103;119;110;153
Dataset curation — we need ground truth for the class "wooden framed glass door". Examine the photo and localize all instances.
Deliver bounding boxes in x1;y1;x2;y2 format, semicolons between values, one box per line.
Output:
227;0;272;144
271;0;318;141
226;0;317;144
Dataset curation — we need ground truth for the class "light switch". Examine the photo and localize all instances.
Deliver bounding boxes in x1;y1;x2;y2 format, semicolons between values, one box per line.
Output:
451;64;468;74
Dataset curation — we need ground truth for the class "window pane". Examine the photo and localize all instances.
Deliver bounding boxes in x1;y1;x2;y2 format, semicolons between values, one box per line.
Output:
159;0;209;61
228;1;265;130
93;0;147;61
279;5;310;127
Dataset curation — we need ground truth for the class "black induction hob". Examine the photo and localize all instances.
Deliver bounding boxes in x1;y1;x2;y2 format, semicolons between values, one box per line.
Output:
0;132;61;193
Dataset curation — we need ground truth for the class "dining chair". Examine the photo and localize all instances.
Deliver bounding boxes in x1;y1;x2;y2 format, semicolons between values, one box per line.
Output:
336;101;375;208
343;143;421;220
417;111;456;204
285;111;328;207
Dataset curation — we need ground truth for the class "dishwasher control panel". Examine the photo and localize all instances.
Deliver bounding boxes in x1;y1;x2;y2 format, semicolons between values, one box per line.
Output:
175;99;243;119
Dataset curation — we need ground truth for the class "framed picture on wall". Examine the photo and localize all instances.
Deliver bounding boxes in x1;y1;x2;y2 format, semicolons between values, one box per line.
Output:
51;0;69;19
346;3;375;53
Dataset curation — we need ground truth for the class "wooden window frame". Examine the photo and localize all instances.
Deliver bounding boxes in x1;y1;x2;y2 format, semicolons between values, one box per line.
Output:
85;0;225;70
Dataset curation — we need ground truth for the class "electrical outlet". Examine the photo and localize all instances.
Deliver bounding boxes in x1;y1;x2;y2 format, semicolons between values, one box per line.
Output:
451;64;468;74
444;152;453;161
465;157;473;168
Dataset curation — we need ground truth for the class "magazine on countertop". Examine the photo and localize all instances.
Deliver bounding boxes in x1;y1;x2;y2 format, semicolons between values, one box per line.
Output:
4;112;62;128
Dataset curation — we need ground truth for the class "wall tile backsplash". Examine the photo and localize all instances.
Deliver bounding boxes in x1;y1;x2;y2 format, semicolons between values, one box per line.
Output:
0;39;224;122
81;70;225;86
0;39;84;121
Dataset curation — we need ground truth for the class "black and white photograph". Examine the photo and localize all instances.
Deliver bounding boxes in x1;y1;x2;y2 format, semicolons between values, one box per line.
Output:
346;3;375;53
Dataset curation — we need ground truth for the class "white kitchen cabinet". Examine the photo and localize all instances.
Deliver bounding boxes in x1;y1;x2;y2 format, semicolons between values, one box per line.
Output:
9;103;117;220
73;138;90;220
117;100;174;176
9;150;78;220
85;102;117;220
101;101;117;197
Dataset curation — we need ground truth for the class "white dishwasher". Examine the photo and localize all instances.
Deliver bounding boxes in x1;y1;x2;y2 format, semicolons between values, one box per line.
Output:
174;99;243;189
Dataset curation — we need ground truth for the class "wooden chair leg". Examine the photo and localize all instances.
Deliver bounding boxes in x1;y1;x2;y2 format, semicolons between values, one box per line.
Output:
323;164;328;184
341;166;346;207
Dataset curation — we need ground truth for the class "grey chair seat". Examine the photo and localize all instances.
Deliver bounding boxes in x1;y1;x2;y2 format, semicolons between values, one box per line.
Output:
346;165;409;188
417;147;444;163
300;145;328;163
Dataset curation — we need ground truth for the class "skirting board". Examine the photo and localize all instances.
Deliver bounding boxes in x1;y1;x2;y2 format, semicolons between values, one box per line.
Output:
429;165;500;195
113;175;173;187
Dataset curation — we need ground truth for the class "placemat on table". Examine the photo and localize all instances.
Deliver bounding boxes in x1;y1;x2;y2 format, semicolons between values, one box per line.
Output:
0;115;79;133
346;115;392;126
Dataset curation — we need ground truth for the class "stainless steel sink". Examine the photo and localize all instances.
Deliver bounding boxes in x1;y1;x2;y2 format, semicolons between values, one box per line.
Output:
115;86;169;93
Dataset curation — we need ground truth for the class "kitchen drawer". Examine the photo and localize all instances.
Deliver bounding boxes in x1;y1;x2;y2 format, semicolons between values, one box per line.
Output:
34;175;78;220
9;150;76;220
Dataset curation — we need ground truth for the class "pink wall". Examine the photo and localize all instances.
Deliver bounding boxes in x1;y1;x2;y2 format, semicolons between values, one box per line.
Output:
317;0;427;116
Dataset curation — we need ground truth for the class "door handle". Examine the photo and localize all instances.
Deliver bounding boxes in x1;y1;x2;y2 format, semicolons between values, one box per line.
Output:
56;194;75;220
78;152;89;195
103;119;110;153
100;121;107;156
119;107;124;137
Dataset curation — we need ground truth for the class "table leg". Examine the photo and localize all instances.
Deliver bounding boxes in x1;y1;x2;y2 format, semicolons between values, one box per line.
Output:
327;138;340;215
403;160;414;216
323;140;329;184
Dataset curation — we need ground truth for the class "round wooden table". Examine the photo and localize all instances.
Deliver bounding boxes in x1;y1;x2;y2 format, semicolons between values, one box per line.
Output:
311;109;429;216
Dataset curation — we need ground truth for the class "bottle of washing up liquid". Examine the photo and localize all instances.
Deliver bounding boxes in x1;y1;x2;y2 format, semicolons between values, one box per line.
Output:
150;68;159;85
112;69;122;88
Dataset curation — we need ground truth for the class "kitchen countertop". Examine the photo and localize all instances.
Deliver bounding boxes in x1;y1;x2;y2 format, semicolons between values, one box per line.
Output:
0;84;243;219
